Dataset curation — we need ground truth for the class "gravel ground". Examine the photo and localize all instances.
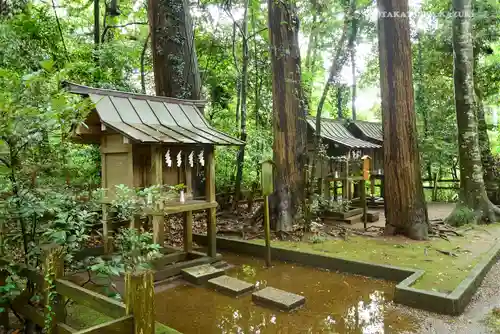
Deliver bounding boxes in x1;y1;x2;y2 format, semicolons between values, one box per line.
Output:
397;259;500;334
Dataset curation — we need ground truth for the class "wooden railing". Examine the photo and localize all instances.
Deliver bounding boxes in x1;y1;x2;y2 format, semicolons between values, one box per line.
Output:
1;245;155;334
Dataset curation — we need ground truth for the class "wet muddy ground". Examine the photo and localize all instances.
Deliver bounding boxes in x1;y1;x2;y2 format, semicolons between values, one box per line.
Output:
155;253;419;334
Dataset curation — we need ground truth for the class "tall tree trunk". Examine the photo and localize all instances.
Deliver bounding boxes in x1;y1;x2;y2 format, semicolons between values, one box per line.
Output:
377;0;429;239
475;83;498;204
268;0;307;231
148;0;203;196
234;0;250;208
303;0;319;113
93;0;100;64
309;0;354;198
148;0;202;100
416;31;432;180
337;85;344;118
445;0;499;225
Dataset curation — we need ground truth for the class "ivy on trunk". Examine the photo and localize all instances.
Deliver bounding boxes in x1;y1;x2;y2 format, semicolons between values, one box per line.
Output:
446;0;500;225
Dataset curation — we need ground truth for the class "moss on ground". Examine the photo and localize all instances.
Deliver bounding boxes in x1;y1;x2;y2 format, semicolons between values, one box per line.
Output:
251;224;500;293
66;303;181;333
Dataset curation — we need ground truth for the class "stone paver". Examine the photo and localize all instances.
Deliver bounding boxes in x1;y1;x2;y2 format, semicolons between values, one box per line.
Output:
252;287;305;311
208;275;254;297
181;264;224;285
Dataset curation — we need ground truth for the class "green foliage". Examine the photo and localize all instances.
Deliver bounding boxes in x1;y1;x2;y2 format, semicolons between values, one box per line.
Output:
446;206;477;227
44;197;98;262
311;195;352;216
114;228;161;274
111;184;141;221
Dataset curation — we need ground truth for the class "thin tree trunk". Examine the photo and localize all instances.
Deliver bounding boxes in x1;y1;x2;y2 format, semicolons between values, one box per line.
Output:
234;0;250;209
93;0;100;64
148;0;202;99
268;0;307;231
309;0;354;199
304;0;319;112
446;0;499;225
377;0;429;239
348;0;358;120
233;22;241;124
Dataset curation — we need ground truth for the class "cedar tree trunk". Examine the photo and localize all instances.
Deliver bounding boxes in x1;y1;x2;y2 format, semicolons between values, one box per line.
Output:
148;0;203;196
268;0;307;231
377;0;429;239
148;0;202;100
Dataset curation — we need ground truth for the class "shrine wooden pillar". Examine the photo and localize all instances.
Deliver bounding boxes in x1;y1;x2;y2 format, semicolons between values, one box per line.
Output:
151;144;165;246
206;146;217;257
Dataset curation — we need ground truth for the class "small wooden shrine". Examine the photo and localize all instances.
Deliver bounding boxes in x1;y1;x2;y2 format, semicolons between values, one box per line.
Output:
347;120;385;204
306;117;381;201
65;82;244;276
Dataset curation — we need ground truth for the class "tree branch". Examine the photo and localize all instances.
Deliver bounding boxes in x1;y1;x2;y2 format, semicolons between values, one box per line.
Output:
247;28;268;41
224;8;244;37
101;22;148;42
0;156;10;168
140;32;151;94
51;0;70;61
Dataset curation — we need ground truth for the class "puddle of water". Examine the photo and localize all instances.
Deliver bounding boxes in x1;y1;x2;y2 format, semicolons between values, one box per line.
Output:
155;253;419;334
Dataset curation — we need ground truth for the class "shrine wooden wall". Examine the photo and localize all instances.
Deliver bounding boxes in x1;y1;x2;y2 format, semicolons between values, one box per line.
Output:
100;133;208;197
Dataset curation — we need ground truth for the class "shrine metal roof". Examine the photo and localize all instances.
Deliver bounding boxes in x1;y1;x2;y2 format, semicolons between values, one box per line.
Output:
307;117;381;149
349;120;383;144
64;82;244;146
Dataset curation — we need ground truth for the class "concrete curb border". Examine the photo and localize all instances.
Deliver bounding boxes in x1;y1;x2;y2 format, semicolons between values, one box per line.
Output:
193;233;500;315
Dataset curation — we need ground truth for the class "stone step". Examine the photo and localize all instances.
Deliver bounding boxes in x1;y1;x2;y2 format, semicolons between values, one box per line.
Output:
211;260;232;270
252;287;305;311
208;275;255;297
181;264;225;285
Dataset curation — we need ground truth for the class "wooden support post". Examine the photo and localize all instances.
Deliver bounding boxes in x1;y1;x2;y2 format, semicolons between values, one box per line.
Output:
322;178;330;200
102;203;113;254
361;180;367;230
205;147;217;258
42;245;65;334
129;214;141;230
370;175;375;197
152;201;165;246
125;272;155;334
151;145;163;185
185;156;193;200
263;196;271;268
342;178;348;200
183;211;193;253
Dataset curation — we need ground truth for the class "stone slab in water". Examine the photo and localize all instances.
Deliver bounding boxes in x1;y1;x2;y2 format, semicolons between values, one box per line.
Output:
208;275;254;297
181;264;225;285
252;287;305;311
